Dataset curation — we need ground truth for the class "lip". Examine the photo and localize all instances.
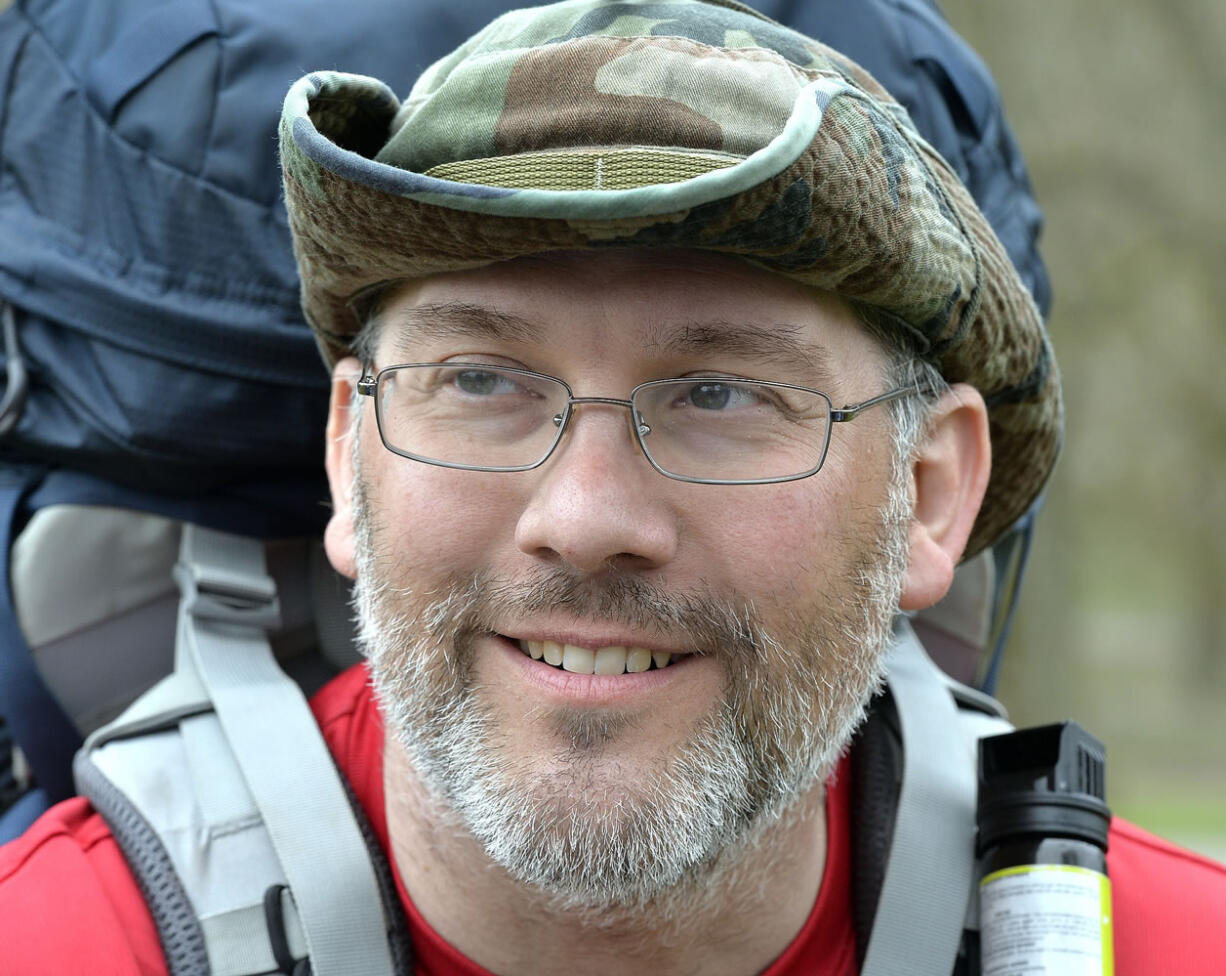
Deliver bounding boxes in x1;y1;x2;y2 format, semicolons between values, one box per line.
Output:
490;634;703;707
503;625;698;658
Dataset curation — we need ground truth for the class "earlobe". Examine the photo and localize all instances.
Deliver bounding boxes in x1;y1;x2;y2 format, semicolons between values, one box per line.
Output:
324;356;363;580
898;383;992;611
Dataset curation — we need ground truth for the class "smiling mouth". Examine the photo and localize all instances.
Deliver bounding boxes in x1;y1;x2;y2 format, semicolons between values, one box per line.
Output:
517;640;679;675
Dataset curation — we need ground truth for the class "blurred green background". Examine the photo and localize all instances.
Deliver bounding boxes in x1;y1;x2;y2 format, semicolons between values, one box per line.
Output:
940;0;1226;859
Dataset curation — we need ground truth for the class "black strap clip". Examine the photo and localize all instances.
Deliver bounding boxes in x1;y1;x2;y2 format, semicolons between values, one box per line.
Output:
263;884;312;976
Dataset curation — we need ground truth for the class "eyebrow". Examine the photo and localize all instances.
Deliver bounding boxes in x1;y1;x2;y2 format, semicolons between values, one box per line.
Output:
378;302;544;361
382;302;831;373
644;320;832;374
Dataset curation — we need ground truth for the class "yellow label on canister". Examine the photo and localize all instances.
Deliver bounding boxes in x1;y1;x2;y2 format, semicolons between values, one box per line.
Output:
979;864;1113;975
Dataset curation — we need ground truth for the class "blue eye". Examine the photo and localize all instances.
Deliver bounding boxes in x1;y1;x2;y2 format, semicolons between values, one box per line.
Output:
455;369;515;395
683;382;761;410
688;382;730;409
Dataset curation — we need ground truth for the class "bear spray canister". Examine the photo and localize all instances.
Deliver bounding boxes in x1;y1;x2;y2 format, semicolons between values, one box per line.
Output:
975;722;1114;976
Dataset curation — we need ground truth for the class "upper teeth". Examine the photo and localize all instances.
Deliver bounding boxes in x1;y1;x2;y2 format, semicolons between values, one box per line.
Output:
520;640;673;675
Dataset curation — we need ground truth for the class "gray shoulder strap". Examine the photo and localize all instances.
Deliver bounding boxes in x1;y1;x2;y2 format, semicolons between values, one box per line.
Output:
859;619;1011;976
76;525;398;976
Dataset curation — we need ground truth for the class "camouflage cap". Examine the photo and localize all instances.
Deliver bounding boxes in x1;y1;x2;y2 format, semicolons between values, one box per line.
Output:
279;0;1061;557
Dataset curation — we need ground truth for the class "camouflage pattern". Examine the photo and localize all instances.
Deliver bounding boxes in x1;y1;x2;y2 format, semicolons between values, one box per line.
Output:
279;0;1061;557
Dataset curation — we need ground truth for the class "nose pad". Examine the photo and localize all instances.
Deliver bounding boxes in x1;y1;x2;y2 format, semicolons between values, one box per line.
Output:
514;403;678;573
631;409;652;442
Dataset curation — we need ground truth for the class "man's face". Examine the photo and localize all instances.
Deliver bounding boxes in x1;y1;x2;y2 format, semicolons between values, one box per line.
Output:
334;250;913;912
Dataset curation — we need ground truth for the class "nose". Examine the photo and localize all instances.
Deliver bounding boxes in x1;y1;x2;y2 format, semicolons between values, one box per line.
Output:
514;403;679;574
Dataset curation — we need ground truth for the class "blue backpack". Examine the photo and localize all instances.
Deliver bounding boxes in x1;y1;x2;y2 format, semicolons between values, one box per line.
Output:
0;2;1049;970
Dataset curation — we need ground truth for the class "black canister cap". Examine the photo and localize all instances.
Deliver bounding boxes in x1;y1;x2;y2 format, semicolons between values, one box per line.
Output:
977;721;1112;855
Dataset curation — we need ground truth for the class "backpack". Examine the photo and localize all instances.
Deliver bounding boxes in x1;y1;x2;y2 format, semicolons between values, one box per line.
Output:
0;2;1048;969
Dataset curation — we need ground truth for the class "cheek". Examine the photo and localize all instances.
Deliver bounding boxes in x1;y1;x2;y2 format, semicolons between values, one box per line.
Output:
686;486;839;611
683;441;892;613
360;445;525;579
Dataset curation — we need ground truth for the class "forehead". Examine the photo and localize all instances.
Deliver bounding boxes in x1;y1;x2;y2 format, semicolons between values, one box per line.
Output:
367;249;887;381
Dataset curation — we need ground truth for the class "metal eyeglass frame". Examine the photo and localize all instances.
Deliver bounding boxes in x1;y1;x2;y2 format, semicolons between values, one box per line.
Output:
356;363;920;486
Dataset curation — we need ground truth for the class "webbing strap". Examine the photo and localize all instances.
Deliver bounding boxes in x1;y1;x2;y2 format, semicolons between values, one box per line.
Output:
175;525;394;976
860;621;979;976
201;891;307;976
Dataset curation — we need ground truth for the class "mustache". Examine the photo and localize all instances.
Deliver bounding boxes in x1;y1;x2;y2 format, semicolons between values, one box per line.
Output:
408;565;769;663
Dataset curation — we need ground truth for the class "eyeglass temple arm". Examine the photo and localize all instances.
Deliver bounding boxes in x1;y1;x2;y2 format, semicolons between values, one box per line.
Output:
829;385;922;424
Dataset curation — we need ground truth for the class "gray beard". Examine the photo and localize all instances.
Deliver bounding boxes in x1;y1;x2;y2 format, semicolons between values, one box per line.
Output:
353;472;910;918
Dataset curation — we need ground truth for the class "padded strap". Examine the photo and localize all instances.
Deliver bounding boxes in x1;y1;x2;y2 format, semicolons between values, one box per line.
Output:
76;747;210;976
859;620;989;976
174;525;394;976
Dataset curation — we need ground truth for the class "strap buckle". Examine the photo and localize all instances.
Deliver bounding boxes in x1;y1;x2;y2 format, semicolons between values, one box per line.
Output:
174;544;282;630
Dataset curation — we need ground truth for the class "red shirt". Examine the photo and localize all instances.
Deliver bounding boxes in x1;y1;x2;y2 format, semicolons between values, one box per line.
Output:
0;664;1223;974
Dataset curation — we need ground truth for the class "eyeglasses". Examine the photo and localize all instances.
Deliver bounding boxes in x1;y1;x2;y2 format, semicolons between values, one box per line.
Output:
356;363;918;486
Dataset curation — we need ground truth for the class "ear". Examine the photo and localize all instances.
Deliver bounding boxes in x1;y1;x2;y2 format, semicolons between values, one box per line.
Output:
898;383;992;611
323;356;363;580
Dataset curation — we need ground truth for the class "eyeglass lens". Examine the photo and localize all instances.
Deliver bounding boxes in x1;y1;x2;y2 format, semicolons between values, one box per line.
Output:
373;364;833;481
